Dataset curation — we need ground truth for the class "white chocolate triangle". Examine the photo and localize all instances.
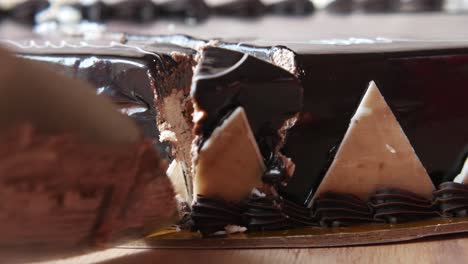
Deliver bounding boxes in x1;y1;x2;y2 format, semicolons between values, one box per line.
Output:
167;160;189;202
314;81;435;200
193;107;265;202
454;158;468;184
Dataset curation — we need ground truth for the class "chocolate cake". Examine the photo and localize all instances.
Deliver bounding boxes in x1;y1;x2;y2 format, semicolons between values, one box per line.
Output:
0;48;176;255
0;0;467;239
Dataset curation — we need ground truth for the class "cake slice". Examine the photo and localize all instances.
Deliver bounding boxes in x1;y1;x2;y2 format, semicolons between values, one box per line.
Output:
0;48;176;256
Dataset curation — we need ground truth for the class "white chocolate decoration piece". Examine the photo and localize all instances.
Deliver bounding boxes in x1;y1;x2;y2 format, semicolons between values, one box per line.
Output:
194;107;265;202
314;81;435;201
454;158;468;184
167;160;189;202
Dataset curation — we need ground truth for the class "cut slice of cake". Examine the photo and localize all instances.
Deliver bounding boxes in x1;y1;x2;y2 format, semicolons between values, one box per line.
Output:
0;49;176;256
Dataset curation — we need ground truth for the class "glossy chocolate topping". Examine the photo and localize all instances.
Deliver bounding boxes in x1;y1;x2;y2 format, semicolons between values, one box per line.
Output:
191;195;243;237
284;48;468;205
369;188;437;223
192;46;303;161
312;192;374;227
262;155;290;189
434;182;468;217
6;40;195;160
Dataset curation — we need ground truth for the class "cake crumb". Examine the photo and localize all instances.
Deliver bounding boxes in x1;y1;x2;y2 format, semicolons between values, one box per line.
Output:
224;225;247;234
159;130;178;142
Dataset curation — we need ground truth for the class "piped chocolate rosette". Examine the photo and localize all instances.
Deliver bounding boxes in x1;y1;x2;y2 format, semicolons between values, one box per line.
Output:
244;157;316;230
369;188;438;223
191;195;243;237
311;82;437;227
434;155;468;217
433;182;468;218
312;192;373;227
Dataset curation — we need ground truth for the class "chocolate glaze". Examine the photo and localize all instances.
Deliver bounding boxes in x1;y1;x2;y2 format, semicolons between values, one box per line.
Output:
192;46;303;161
8;40;196;160
369;188;438;223
262;155;290;189
312;192;374;227
191;195;243;237
434;182;468;217
284;49;468;205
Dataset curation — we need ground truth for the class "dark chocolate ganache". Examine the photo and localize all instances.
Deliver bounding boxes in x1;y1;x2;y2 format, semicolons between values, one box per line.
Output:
191;195;243;237
8;40;195;160
243;194;316;231
433;182;468;218
192;46;303;163
284;49;468;205
312;192;374;227
369;188;438;223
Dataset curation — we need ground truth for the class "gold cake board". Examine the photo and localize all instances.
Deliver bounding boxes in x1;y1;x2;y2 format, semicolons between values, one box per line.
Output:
118;218;468;249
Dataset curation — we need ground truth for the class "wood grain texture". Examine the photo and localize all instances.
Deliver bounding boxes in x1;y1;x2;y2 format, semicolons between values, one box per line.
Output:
118;218;468;249
28;235;468;264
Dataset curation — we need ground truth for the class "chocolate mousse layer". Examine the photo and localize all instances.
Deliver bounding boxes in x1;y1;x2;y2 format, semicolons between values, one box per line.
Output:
369;188;437;223
0;123;176;249
434;182;468;217
312;192;374;227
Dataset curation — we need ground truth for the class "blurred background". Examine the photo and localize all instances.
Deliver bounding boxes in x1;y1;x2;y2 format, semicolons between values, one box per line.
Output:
0;0;468;41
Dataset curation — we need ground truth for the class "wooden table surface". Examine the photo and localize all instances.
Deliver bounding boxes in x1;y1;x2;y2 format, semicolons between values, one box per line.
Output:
28;234;468;264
